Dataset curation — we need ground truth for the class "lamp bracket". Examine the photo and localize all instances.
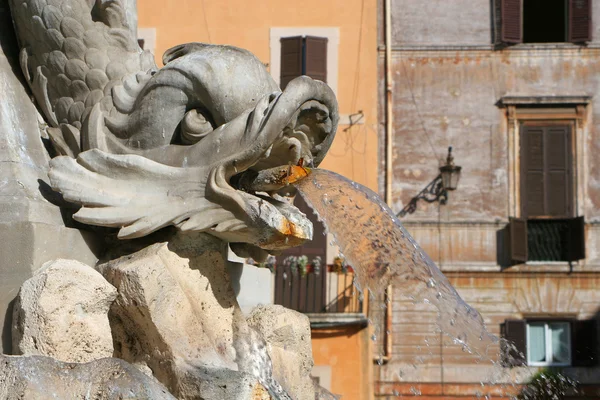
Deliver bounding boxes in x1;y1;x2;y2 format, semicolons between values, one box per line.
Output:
397;174;448;217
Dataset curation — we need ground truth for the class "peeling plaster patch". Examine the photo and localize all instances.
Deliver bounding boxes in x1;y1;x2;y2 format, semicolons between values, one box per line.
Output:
413;169;422;178
403;168;410;177
450;88;461;97
492;169;507;187
462;118;470;126
441;116;450;131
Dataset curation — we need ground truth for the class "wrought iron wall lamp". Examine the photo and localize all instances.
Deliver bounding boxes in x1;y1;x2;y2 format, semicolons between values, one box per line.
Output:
397;147;462;217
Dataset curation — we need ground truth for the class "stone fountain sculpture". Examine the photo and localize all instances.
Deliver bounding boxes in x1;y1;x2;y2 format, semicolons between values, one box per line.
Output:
0;0;339;398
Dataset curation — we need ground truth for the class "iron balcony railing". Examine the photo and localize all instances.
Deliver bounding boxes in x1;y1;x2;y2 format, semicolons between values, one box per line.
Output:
274;264;362;314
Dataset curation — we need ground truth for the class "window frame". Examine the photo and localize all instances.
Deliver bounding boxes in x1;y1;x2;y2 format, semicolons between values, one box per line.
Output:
497;0;592;45
526;320;572;367
501;99;589;266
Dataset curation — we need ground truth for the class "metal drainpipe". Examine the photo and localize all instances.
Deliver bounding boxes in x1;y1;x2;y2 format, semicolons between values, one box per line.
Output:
374;0;394;366
384;0;393;207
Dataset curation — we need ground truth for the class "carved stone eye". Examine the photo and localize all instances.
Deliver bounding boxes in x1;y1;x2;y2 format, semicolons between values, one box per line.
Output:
180;109;215;144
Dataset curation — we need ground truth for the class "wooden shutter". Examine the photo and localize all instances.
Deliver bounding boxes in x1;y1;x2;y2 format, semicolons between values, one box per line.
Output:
280;36;304;90
521;126;545;217
569;0;592;43
501;0;523;43
304;36;327;83
510;217;528;262
567;216;586;261
572;319;598;366
521;125;572;218
501;320;527;367
546;126;572;217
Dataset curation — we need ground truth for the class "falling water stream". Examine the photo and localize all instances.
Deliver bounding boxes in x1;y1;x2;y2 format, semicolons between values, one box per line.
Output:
293;169;578;399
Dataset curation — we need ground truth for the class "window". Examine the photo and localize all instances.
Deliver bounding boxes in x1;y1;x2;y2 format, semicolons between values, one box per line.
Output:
280;36;328;90
509;122;585;263
499;0;592;44
270;28;339;94
527;321;571;366
501;319;598;367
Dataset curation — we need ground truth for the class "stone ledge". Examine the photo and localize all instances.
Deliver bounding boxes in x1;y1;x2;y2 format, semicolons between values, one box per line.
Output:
305;313;368;329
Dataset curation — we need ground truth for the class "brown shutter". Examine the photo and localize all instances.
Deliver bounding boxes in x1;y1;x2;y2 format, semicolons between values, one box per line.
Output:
510;217;528;262
501;320;527;367
304;36;327;83
501;0;523;43
280;36;304;90
569;0;592;43
572;319;598;366
521;126;545;217
546;126;572;217
522;125;573;218
567;216;586;261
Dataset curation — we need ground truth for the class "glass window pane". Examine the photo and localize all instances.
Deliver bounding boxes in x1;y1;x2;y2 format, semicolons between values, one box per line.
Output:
528;323;546;363
550;322;570;364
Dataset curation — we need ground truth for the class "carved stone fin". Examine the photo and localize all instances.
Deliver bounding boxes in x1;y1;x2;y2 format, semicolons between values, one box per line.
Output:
46;124;81;157
47;127;73;157
32;66;58;127
19;48;31;83
81;103;107;151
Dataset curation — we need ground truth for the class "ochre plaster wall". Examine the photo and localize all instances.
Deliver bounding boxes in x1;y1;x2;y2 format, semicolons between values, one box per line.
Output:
312;326;373;400
137;0;379;191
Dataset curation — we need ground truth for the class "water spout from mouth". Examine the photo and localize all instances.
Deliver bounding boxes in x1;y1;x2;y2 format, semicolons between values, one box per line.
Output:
232;164;312;193
293;168;499;360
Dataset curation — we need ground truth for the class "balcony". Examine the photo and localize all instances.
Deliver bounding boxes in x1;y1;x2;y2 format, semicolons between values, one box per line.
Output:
274;261;368;328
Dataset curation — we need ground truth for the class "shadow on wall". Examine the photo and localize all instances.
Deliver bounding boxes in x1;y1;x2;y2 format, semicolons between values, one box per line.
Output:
2;299;15;354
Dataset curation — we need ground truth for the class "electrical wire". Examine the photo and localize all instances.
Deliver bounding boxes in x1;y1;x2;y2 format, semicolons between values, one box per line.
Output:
200;0;212;43
400;59;444;164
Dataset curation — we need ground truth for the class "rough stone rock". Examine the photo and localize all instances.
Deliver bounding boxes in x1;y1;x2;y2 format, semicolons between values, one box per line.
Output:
174;365;272;400
247;304;315;400
0;354;176;399
11;259;116;363
99;232;271;399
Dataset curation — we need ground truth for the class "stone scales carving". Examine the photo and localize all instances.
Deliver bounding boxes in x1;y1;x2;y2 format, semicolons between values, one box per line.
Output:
1;0;339;398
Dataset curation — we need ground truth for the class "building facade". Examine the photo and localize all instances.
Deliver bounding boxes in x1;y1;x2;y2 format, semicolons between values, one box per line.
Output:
377;0;600;398
137;1;379;399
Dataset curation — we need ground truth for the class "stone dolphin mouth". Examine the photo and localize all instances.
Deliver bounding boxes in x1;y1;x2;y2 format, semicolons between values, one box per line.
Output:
213;76;338;251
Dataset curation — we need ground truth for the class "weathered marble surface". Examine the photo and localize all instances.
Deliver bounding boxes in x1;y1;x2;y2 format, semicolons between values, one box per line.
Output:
12;259;116;363
98;232;302;399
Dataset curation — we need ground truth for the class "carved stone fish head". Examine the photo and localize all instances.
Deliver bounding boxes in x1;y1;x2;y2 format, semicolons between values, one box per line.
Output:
49;43;339;257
